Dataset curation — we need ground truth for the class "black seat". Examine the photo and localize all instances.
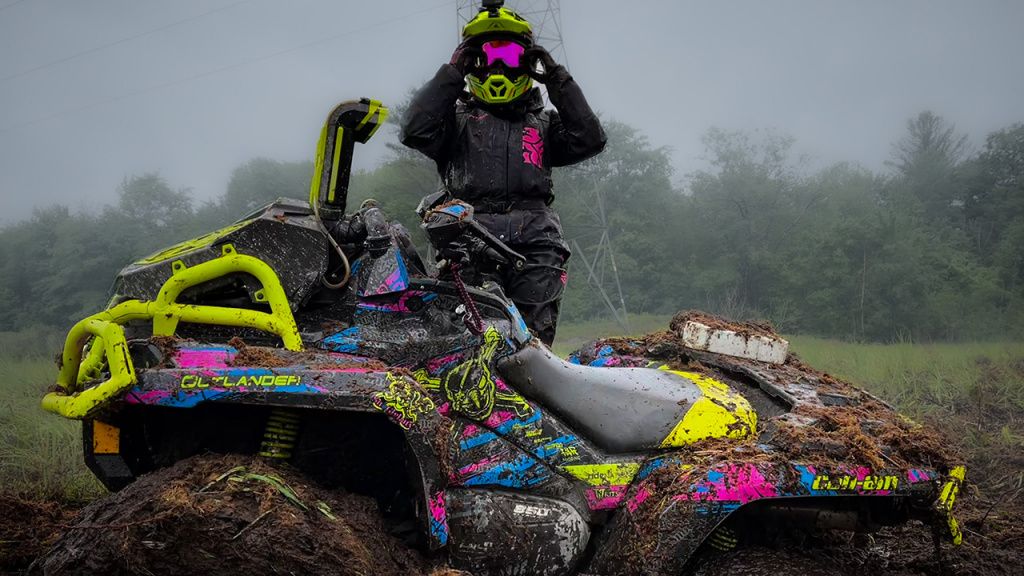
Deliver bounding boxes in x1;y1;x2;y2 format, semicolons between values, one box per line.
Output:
496;343;702;453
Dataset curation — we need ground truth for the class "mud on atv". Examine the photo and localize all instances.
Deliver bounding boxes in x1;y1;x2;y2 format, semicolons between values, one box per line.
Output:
40;99;965;576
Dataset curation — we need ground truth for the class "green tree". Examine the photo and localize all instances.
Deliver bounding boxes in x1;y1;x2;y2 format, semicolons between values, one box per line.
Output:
886;111;969;224
349;143;438;235
222;158;313;216
685;127;804;320
555;121;682;321
116;173;192;226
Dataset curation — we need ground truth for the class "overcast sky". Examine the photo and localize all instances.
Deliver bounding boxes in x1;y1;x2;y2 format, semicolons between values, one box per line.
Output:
1;0;1023;224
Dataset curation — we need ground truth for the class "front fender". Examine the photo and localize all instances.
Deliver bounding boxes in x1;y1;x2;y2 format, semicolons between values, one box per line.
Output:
85;361;455;549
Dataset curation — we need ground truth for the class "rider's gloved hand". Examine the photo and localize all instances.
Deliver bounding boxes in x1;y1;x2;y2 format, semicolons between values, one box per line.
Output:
450;41;483;76
440;240;472;268
524;45;560;83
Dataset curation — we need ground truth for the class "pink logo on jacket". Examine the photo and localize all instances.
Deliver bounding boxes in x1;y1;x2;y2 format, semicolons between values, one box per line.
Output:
522;127;544;168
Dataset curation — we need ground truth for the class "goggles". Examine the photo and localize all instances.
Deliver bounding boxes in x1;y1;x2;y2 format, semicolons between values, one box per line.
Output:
481;40;527;70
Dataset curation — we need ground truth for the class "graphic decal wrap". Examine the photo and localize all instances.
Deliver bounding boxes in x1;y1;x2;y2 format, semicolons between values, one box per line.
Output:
522;126;544;168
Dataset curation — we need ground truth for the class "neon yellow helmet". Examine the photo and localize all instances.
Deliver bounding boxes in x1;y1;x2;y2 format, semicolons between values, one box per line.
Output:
462;7;534;105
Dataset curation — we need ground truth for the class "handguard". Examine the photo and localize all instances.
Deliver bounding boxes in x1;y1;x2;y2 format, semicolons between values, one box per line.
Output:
421;198;526;271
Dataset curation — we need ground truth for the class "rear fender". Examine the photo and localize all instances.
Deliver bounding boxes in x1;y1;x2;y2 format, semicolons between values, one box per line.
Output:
587;458;958;576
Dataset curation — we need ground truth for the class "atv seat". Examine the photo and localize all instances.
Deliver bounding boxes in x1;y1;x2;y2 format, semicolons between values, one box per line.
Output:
496;344;701;453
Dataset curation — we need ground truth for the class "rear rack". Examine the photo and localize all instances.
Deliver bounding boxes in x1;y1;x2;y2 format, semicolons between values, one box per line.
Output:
42;244;302;419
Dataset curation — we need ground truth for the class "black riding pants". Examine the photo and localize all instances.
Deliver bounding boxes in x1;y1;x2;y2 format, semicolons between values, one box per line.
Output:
474;208;569;347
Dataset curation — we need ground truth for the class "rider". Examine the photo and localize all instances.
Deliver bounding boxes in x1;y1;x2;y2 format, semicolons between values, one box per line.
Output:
400;4;606;346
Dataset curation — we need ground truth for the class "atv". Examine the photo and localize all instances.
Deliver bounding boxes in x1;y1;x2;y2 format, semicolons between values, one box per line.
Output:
41;99;965;576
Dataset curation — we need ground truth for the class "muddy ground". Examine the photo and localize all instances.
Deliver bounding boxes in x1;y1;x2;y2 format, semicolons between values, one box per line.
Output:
689;495;1024;576
2;454;463;576
4;462;1019;576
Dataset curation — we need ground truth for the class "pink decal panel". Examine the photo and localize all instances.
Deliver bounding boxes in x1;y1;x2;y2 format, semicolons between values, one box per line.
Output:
174;348;235;369
428;490;449;544
484;410;515;428
666;463;778;504
523;126;544;168
626;485;652;513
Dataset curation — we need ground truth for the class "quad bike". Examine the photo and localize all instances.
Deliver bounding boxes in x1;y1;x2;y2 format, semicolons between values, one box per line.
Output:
41;99;965;576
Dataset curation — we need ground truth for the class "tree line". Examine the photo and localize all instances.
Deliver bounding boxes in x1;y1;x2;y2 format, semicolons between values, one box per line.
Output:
1;111;1021;342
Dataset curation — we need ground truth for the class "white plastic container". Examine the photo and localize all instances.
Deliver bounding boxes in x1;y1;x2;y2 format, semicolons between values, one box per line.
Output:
678;320;789;365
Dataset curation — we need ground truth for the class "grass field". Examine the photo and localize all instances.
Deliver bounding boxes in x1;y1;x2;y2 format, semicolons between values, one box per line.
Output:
789;337;1024;421
0;331;104;501
552;313;675;357
2;322;1022;499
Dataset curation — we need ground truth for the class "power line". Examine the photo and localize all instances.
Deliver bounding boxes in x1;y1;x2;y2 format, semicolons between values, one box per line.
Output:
0;0;455;134
0;0;257;85
0;0;29;13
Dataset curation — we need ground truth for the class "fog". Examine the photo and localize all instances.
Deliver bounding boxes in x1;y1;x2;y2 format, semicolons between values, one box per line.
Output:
1;0;1022;224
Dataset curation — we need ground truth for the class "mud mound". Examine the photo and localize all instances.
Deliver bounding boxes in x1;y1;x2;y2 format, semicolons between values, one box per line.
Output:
771;399;955;471
690;502;1023;576
0;497;78;573
669;310;777;340
585;324;956;473
31;454;430;576
583;312;1023;576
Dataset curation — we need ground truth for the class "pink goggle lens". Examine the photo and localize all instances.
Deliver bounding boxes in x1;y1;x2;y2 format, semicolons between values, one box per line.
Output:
482;41;525;69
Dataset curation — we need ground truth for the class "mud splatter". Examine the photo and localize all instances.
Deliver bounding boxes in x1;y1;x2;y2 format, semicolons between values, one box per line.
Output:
0;497;78;574
669;310;777;340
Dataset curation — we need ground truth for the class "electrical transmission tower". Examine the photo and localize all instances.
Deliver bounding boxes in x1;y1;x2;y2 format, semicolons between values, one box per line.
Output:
455;0;629;330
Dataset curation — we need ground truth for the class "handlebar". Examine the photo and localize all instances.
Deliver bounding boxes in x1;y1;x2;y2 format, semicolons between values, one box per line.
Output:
419;195;527;272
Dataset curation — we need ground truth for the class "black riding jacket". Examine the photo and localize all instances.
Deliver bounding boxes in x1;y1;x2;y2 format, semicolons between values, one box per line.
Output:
400;63;607;210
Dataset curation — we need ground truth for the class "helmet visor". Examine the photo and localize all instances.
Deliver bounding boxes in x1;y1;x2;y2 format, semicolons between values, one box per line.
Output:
482;40;526;70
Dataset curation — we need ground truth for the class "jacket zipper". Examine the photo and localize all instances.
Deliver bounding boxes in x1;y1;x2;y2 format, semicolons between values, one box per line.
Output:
504;119;511;207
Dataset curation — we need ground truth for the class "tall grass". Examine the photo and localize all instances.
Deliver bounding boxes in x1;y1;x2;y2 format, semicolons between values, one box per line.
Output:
0;331;105;501
788;338;1024;427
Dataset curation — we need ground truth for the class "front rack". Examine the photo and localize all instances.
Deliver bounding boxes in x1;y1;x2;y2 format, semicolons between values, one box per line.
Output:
41;244;302;418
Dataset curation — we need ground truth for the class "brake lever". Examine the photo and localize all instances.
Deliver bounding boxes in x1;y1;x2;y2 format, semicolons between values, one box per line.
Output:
466;219;526;271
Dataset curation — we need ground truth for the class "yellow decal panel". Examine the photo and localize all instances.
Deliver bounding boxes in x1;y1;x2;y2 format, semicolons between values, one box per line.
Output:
408;327;531;422
660;369;757;448
563;463;642;486
92;420;120;454
373;373;436;430
137;220;251;264
939;465;967;545
812;474;900;491
179;374;301;389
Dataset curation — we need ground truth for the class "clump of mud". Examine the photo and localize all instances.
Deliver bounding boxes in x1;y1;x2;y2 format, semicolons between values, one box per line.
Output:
669;310;778;340
0;497;77;573
221;337;393;371
771;400;954;471
228;336;295;368
31;454;432;576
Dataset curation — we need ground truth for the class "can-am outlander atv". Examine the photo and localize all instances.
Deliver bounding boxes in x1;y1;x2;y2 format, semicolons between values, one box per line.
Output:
41;99;964;576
